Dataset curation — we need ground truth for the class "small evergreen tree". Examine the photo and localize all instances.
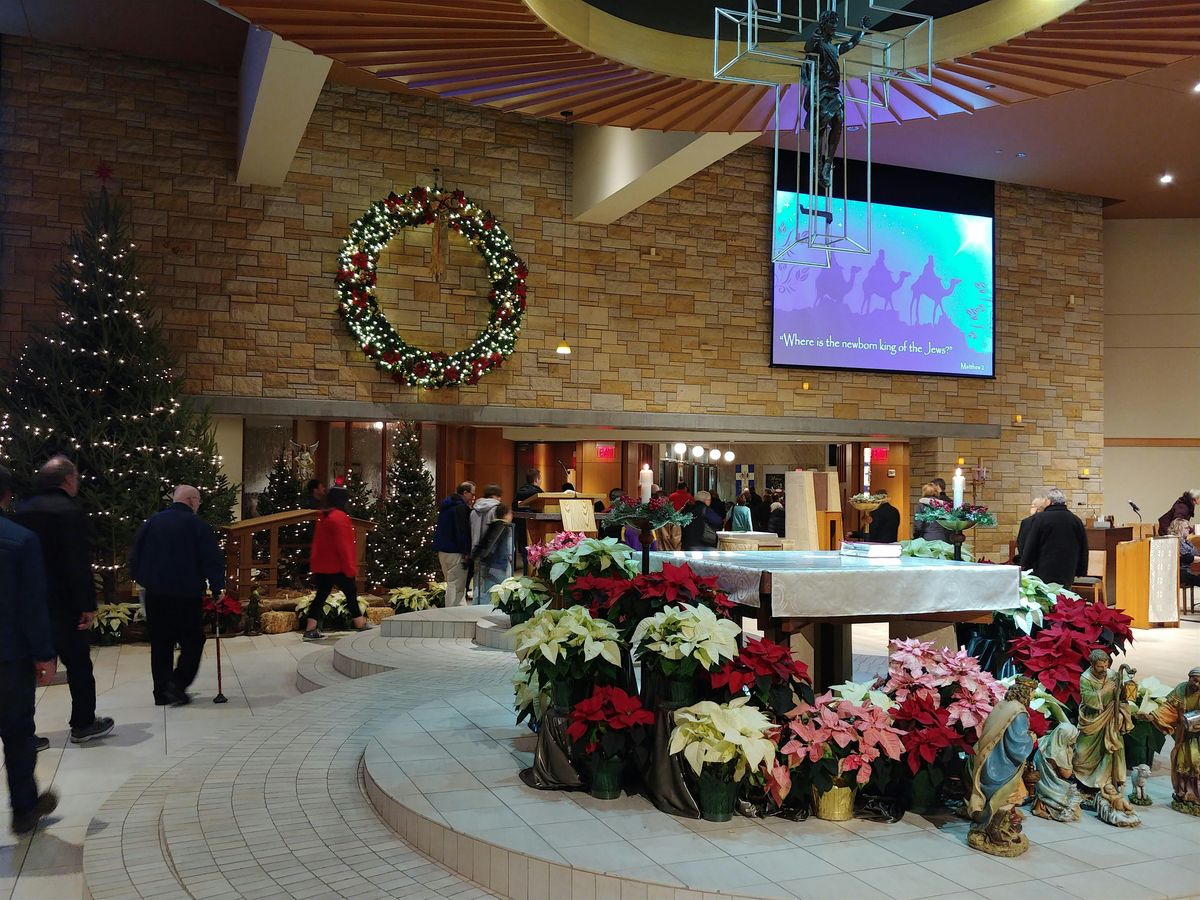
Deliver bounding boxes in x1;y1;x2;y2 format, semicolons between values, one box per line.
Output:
256;450;302;515
370;423;438;588
340;466;377;521
0;186;236;601
253;449;307;586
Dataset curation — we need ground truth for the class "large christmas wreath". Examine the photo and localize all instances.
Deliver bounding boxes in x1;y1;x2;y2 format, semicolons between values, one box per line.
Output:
335;186;528;389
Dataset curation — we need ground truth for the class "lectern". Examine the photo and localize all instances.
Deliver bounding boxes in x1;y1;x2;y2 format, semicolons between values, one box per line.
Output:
1115;537;1180;629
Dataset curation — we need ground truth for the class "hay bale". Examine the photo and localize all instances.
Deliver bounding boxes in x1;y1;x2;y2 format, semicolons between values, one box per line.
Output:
367;607;395;625
261;611;298;634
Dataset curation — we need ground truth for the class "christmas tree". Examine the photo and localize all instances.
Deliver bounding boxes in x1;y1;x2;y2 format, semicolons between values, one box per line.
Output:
339;466;377;521
256;450;302;515
369;423;438;588
253;449;307;586
0;186;236;601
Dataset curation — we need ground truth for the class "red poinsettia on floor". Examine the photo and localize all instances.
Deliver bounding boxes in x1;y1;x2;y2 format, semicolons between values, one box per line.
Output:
566;686;655;757
710;636;813;716
1008;597;1134;705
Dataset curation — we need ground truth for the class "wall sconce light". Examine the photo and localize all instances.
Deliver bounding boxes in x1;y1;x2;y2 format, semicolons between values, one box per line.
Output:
691;445;705;459
957;457;965;466
1012;414;1024;427
673;442;687;459
709;448;721;461
723;450;735;462
801;381;811;391
1079;468;1092;480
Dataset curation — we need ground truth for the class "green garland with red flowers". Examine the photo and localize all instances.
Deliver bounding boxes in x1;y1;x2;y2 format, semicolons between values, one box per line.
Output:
335;186;528;389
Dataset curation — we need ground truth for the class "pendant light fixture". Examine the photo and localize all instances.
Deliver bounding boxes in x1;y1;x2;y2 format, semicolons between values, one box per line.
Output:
556;110;574;356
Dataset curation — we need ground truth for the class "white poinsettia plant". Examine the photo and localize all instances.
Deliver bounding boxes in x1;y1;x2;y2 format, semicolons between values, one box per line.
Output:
669;697;779;782
998;675;1070;724
92;602;143;637
1128;675;1172;717
900;538;973;562
631;603;741;679
489;575;550;615
294;590;369;622
513;662;551;725
996;571;1081;635
542;536;639;593
387;585;435;612
512;605;623;685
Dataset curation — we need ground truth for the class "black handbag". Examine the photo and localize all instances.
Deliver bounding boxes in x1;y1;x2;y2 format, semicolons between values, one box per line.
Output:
701;522;719;547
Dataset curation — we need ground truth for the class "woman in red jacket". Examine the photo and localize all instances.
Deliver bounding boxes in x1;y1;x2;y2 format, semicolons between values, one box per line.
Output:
304;487;371;640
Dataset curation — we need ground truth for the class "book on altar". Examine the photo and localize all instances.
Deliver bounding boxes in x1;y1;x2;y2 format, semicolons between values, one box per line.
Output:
840;541;902;558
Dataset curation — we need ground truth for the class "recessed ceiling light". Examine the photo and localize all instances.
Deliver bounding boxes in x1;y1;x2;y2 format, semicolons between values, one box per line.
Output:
1193;81;1200;93
1160;173;1174;185
984;84;995;90
994;149;1004;154
1016;152;1027;158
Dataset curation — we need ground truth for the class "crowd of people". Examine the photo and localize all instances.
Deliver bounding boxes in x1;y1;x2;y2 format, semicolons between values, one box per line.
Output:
1;456;226;835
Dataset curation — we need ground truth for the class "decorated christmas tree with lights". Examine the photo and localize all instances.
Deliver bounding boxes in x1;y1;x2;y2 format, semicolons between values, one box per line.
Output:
0;185;236;600
256;451;302;515
340;467;377;521
369;423;437;588
253;450;308;587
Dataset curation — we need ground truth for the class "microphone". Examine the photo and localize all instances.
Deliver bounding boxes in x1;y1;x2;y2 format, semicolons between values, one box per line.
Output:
1129;500;1142;525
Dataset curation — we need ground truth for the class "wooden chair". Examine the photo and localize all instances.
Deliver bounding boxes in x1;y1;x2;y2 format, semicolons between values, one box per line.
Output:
1180;560;1199;616
1072;549;1107;606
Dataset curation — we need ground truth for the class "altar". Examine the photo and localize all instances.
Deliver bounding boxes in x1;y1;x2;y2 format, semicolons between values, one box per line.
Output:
650;550;1019;687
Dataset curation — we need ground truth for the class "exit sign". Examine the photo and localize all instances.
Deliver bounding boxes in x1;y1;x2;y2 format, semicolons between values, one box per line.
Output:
595;443;616;461
870;446;889;464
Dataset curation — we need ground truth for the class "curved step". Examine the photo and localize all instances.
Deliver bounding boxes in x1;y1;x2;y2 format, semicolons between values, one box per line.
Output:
474;612;516;651
295;646;353;692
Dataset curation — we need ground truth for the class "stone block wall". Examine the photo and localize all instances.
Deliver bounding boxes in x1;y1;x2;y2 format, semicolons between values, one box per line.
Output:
0;38;1105;555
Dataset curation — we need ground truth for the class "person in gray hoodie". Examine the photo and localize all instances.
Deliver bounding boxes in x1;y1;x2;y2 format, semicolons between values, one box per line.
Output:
470;485;504;601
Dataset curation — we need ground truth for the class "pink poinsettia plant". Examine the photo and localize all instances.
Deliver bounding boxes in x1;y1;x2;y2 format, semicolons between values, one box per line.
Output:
779;692;905;793
525;531;586;573
880;638;1006;774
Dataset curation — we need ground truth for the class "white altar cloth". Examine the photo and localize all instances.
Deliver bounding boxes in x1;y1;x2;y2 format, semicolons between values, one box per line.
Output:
650;550;1019;619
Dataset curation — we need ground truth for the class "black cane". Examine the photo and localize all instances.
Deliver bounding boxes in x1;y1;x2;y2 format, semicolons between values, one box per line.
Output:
213;612;228;704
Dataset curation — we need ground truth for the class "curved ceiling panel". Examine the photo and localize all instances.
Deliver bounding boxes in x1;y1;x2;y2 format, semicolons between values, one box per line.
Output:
220;0;1200;132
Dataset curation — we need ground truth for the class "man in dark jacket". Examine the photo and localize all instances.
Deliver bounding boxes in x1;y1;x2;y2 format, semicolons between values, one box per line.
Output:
130;485;225;706
432;481;475;606
681;491;721;551
867;490;900;543
1021;488;1089;588
513;468;542;573
1158;490;1199;536
0;464;61;833
1014;496;1048;564
13;456;113;744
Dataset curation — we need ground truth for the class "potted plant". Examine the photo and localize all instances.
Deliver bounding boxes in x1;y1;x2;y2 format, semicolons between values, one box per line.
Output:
877;639;1007;812
899;538;974;562
425;580;447;608
575;561;736;641
293;590;369;631
567;686;655;799
203;593;243;635
913;499;997;560
540;536;639;599
513;662;551;728
526;531;586;575
780;692;904;821
512;605;624;711
1123;676;1171;774
631;603;741;707
600;494;695;573
489;575;550;625
387;585;435;613
710;635;814;719
668;698;780;821
91;602;142;645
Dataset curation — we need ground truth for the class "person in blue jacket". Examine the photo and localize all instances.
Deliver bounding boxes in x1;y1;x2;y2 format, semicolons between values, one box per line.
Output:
130;485;225;706
0;464;61;833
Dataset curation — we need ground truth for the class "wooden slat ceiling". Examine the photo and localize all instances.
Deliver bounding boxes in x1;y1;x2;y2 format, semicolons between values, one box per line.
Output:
221;0;1200;131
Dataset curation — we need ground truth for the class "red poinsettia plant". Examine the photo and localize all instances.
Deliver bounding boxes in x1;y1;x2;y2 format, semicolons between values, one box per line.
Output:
1008;597;1134;705
202;593;243;630
710;636;815;717
574;562;736;637
566;686;655;761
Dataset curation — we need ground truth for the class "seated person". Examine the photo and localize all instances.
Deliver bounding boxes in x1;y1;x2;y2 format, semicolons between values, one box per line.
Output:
1167;518;1200;587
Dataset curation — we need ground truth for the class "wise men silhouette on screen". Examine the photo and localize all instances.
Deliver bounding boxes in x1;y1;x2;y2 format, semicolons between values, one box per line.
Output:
859;250;910;315
814;255;861;309
909;255;962;325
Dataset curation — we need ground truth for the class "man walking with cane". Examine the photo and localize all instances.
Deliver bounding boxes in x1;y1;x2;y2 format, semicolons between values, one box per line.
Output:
130;485;225;706
0;464;60;833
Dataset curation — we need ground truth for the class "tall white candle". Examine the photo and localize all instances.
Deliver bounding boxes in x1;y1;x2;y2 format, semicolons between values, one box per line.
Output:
952;467;965;508
638;466;653;504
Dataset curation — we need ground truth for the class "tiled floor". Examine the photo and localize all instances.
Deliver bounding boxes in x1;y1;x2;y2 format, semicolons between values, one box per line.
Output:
3;617;1198;900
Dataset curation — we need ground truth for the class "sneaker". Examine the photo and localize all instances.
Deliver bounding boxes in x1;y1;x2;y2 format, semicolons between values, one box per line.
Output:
169;691;192;707
69;716;115;744
34;736;50;753
302;629;324;642
12;791;58;834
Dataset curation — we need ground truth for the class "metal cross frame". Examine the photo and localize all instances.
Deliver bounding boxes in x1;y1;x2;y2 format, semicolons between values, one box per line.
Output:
714;1;933;268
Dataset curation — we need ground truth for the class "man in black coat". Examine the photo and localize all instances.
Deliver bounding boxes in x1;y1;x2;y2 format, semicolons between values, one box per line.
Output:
13;456;114;744
0;464;60;833
130;485;226;706
1021;488;1089;588
867;490;900;543
1014;496;1048;564
513;468;542;573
